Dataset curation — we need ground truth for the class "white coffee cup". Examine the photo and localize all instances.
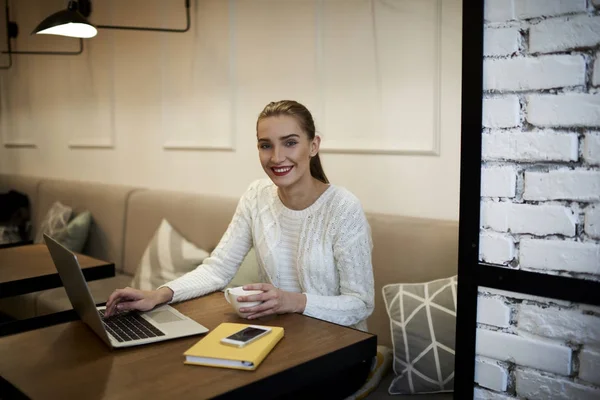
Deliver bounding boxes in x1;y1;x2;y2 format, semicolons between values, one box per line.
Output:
224;286;263;318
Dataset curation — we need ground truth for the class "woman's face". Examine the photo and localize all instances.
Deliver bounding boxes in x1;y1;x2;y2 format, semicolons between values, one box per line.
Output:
257;115;319;189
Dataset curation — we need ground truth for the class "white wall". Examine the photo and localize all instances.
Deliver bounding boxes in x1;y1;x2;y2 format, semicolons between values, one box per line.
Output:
476;0;600;398
0;0;462;220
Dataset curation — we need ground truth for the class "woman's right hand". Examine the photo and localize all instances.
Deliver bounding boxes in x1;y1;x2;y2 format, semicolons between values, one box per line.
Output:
104;286;173;318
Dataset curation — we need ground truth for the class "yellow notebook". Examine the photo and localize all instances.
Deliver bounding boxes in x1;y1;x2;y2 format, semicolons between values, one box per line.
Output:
183;323;284;371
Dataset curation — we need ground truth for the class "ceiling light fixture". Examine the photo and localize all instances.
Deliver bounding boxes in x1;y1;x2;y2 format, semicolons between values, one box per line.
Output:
32;0;190;39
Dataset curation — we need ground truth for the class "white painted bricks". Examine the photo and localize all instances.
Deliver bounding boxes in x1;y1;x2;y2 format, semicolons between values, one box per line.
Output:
584;133;600;165
516;368;600;399
474;387;514;400
481;166;517;198
515;0;586;20
475;357;509;392
594;52;600;87
481;201;576;236
579;347;600;386
482;96;519;128
480;0;600;396
482;131;578;162
478;286;572;306
518;305;600;346
524;170;600;201
520;239;600;274
477;295;511;328
484;55;585;91
484;0;515;23
484;27;519;57
527;94;600;128
529;15;600;54
476;328;572;375
585;205;600;239
479;232;515;264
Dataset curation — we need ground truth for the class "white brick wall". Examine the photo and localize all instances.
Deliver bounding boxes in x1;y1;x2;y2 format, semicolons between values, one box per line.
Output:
476;328;572;375
481;166;517;198
479;232;515;265
482;131;578;162
478;1;599;396
529;15;600;54
523;170;600;201
484;55;585;91
515;0;586;20
520;239;600;274
579;347;600;386
481;201;576;236
518;305;600;346
527;94;600;128
584;133;600;166
479;286;571;306
484;0;515;23
586;205;600;239
484;27;519;57
482;96;520;128
594;52;600;87
475;357;509;392
516;368;600;399
477;295;511;327
474;387;515;400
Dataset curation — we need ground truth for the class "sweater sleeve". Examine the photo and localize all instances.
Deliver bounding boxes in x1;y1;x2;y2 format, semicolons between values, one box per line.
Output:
159;183;257;303
302;196;375;327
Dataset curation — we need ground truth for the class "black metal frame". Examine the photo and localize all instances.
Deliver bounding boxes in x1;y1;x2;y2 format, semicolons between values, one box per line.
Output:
94;0;191;34
453;0;600;398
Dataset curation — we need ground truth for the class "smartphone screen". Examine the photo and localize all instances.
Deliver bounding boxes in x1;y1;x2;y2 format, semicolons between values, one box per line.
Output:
226;327;269;343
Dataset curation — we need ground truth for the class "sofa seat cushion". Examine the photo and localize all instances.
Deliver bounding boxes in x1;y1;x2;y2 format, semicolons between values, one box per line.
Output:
36;274;133;316
0;293;39;320
366;372;454;400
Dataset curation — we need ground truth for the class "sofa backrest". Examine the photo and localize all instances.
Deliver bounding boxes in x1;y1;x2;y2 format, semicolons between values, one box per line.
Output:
366;213;459;348
35;179;139;272
123;189;239;276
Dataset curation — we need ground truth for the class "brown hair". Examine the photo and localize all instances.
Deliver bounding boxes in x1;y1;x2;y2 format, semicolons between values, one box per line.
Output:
256;100;329;184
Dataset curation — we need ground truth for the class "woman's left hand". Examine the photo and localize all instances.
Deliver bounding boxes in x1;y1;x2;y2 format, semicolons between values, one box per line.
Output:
237;283;307;319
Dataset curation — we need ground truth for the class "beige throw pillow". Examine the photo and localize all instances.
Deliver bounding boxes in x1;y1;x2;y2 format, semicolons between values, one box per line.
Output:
382;275;457;395
131;219;210;290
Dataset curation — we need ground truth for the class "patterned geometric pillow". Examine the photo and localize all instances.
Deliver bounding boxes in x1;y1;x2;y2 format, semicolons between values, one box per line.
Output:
382;276;457;395
34;201;72;244
130;219;210;290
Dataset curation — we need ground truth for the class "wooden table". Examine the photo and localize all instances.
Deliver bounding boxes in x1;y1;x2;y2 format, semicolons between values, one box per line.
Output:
0;292;376;399
0;244;115;298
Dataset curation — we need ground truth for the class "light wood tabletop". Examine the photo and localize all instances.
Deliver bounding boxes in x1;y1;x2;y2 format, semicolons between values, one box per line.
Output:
0;292;376;399
0;244;115;298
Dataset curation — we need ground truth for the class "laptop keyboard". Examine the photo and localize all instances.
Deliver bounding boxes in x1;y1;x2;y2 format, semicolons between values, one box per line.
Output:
99;310;165;342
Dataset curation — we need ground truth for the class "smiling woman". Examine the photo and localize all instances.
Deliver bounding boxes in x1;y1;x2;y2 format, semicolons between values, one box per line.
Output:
104;98;376;397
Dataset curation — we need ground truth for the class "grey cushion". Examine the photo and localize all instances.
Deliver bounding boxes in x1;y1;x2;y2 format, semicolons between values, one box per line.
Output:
54;210;93;253
34;201;72;244
382;276;457;395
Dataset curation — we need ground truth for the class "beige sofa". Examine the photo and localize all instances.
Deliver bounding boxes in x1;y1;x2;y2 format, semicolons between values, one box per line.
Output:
0;174;458;399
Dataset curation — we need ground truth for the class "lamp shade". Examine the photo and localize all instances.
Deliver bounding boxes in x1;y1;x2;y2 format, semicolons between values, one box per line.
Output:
32;8;97;38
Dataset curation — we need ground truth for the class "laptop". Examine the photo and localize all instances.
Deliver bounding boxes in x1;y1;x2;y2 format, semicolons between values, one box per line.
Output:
43;234;209;349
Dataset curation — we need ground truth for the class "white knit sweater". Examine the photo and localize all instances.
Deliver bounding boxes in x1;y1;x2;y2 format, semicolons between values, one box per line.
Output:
162;179;375;331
